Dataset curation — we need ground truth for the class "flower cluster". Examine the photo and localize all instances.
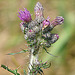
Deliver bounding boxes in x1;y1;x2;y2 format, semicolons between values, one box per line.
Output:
18;2;64;74
18;2;64;48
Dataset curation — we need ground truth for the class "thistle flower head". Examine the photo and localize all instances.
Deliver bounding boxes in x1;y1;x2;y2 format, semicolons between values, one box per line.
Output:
34;2;44;17
51;16;64;26
18;2;64;50
18;8;32;22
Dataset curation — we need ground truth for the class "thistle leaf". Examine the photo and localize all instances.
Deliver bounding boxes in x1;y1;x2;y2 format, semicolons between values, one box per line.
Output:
43;47;57;57
42;63;51;69
7;49;29;55
1;64;20;75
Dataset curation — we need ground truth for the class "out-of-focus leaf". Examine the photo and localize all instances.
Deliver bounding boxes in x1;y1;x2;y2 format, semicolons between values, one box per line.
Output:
23;69;27;75
38;71;42;75
38;68;43;74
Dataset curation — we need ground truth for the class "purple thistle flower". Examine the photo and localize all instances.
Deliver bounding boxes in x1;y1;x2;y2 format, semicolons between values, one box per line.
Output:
18;8;32;22
51;16;64;27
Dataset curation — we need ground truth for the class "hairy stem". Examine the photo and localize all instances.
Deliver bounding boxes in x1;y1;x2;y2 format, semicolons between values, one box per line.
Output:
28;47;39;75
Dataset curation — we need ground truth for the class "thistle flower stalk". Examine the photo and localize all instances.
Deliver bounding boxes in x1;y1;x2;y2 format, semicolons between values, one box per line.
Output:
18;2;64;75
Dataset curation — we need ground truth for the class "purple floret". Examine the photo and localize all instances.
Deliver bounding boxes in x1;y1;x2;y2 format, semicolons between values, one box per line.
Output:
18;8;32;22
43;16;50;26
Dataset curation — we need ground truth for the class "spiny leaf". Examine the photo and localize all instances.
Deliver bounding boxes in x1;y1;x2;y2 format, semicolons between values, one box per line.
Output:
7;49;29;55
42;63;51;69
1;64;20;75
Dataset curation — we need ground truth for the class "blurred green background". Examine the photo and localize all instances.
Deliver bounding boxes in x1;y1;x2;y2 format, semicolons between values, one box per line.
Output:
0;0;75;75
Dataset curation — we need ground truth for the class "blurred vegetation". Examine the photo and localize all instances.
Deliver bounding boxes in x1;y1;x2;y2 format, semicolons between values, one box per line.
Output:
0;0;75;75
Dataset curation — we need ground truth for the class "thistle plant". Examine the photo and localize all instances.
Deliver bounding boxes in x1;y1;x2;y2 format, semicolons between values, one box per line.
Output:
1;2;64;75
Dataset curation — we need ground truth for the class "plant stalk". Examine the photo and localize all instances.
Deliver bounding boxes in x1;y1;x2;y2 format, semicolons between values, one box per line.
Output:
28;47;39;75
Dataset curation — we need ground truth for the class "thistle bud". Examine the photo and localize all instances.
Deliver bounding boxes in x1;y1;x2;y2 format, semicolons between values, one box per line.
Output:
48;34;59;44
34;2;44;18
33;26;40;34
51;16;64;27
28;16;45;29
25;29;36;40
